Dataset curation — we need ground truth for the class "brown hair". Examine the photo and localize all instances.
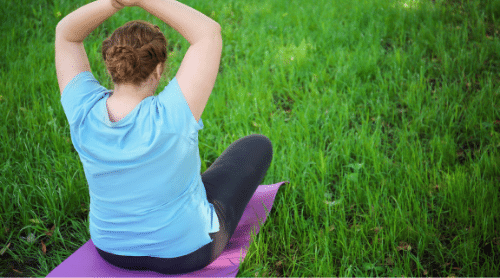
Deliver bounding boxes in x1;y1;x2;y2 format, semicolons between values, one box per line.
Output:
102;20;168;86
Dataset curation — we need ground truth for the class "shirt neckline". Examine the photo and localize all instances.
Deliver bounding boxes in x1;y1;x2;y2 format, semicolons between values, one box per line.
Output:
103;92;145;126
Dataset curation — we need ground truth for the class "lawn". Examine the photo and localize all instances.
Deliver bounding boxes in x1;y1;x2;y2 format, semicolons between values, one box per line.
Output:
0;0;499;276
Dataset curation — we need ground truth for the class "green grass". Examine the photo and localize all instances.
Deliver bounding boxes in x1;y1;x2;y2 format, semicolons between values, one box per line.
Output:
1;0;499;276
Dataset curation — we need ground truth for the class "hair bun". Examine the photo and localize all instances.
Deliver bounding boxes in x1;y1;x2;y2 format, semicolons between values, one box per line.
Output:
101;20;168;85
105;45;141;81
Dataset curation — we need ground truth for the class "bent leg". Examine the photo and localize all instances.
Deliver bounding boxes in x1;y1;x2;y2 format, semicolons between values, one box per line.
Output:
202;134;274;264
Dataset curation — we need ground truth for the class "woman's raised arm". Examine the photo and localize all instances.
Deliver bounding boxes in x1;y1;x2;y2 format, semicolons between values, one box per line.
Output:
138;0;221;45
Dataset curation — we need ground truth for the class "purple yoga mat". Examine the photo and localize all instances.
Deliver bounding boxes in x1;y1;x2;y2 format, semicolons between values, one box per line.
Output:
47;181;289;277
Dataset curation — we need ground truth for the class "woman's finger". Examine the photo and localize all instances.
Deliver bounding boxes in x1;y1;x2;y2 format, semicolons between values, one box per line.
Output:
111;0;125;9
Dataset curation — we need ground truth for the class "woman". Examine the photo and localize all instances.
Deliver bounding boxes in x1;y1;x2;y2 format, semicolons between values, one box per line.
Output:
55;0;273;274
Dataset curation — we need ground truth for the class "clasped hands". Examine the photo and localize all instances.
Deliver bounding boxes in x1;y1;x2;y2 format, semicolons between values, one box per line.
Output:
111;0;142;9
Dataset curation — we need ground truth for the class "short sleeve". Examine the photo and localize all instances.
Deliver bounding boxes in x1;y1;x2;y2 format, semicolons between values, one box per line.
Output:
156;77;204;139
61;71;110;126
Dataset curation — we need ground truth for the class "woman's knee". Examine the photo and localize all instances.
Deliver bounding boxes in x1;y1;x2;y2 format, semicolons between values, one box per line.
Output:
248;134;273;160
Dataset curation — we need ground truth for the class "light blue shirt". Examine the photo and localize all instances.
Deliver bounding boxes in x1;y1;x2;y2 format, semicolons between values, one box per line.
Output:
61;71;219;258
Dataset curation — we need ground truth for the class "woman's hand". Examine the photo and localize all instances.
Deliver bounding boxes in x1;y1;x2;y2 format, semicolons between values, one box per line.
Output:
114;0;141;7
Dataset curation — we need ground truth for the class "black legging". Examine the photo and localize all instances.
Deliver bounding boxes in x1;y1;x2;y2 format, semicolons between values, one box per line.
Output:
95;134;274;274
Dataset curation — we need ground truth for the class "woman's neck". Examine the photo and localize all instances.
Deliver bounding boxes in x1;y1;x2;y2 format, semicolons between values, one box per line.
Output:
112;82;156;102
